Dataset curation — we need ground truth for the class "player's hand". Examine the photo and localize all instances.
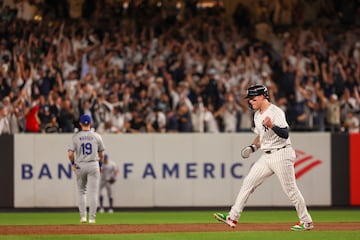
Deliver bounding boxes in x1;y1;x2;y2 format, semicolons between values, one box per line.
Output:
99;161;103;173
241;144;258;158
262;116;273;128
70;160;77;172
108;177;116;184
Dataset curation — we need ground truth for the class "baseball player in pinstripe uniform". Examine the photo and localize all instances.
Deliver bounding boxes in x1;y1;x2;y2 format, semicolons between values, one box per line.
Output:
68;114;105;224
214;84;314;231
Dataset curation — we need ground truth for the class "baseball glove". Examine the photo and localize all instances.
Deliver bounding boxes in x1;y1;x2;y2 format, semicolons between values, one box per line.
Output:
108;177;116;184
241;144;258;158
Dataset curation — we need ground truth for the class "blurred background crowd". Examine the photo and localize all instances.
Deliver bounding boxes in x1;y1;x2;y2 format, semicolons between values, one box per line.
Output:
0;0;359;135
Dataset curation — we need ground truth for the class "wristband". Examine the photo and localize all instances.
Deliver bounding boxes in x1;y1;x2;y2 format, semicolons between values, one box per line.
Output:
249;144;256;152
99;161;103;168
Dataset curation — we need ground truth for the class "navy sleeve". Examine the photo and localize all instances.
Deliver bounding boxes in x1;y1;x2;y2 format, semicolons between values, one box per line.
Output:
272;125;289;139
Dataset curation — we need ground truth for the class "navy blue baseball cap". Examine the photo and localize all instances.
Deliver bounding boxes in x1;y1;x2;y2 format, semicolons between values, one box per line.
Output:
104;154;108;160
79;114;92;125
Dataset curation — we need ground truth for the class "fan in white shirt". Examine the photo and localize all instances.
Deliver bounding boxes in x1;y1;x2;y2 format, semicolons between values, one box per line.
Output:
343;111;359;133
0;103;11;135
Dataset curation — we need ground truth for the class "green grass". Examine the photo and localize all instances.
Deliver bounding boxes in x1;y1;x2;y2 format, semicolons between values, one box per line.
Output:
0;210;359;225
0;209;359;240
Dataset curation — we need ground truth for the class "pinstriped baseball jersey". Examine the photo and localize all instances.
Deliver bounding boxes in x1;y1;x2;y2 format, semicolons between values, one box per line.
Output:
69;130;105;164
218;84;313;229
253;104;291;151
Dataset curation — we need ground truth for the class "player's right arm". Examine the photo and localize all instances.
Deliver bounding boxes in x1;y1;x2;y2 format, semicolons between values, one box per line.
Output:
241;135;260;159
68;135;77;166
68;149;77;171
68;150;75;164
251;135;260;149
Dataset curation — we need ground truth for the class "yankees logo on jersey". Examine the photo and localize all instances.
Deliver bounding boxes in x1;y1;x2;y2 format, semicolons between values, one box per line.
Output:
254;105;291;151
262;122;269;132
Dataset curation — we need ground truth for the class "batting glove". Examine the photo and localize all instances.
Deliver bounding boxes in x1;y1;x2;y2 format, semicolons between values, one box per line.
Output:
241;144;258;158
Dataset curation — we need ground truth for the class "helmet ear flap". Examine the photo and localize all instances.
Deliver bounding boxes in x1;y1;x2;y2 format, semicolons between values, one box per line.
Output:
265;91;270;101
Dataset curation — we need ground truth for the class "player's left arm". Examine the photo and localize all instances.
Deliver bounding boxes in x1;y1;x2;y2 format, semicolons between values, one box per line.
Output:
263;113;289;139
67;148;76;171
68;137;76;165
271;125;289;139
114;164;119;177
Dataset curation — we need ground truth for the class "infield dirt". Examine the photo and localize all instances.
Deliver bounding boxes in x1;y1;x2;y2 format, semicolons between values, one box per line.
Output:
1;222;359;235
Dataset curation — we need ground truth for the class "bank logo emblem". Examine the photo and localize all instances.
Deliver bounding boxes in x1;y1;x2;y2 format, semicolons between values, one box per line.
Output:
294;150;322;179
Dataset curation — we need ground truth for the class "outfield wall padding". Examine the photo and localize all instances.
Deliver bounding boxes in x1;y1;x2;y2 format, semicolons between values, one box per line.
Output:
331;133;350;206
0;132;357;208
350;133;360;206
0;135;14;208
13;133;331;208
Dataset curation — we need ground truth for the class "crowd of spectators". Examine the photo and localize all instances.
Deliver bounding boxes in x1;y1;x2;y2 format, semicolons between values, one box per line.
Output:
0;0;360;135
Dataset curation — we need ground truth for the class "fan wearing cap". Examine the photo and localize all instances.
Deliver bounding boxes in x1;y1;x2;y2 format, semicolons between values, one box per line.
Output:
214;84;314;231
68;114;106;224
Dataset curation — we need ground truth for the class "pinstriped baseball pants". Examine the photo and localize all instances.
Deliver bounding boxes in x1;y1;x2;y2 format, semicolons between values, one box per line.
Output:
229;147;313;223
